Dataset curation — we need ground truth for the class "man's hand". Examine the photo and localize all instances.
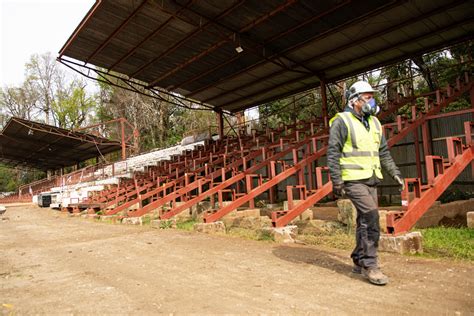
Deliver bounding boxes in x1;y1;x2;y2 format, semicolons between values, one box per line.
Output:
394;175;405;191
333;183;345;198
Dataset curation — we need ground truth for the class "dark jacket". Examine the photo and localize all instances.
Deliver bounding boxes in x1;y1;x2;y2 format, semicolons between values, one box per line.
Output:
327;106;401;186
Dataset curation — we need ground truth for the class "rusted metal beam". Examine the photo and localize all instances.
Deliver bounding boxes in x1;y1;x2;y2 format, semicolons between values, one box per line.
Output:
388;141;473;235
160;128;327;220
273;182;333;227
204;145;328;223
388;82;472;147
120;145;264;217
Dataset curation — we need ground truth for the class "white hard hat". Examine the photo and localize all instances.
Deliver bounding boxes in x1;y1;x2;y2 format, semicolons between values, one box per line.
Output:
347;81;376;100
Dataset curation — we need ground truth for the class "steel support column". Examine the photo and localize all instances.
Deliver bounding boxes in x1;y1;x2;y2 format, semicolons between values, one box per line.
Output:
121;118;126;160
216;110;224;141
321;80;328;128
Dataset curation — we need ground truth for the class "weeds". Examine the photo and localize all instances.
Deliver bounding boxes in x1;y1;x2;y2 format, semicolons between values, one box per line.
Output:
159;220;174;229
257;229;275;241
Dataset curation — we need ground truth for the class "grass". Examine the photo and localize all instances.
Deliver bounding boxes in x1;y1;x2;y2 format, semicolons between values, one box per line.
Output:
141;216;152;226
298;229;355;250
226;227;275;242
176;219;197;231
415;227;474;261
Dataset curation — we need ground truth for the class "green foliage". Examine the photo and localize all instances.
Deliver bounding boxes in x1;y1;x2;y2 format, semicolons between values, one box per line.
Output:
258;92;319;129
416;227;474;261
0;164;45;192
52;81;98;129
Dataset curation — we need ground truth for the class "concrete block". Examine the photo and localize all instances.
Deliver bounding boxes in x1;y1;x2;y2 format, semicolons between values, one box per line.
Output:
193;221;226;234
221;215;237;228
378;210;388;233
467;212;474;228
336;199;356;228
379;232;423;254
265;203;280;209
283;200;302;211
311;206;339;221
417;199;474;228
269;225;298;243
121;217;142;225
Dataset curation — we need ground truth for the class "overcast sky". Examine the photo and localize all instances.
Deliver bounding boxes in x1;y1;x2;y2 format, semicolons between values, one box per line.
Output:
0;0;95;87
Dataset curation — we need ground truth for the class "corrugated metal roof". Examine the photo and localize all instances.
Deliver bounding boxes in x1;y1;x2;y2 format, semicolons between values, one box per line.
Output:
0;117;122;170
58;0;474;113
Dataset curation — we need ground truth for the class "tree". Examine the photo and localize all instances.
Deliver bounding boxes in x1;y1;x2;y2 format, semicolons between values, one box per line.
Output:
25;52;59;124
0;79;39;120
52;79;97;129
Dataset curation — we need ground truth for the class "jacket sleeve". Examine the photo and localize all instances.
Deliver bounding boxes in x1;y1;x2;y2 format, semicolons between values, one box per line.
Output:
327;117;347;185
379;134;401;179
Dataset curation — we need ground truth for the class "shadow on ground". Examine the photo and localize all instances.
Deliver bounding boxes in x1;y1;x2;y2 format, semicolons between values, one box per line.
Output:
272;245;361;280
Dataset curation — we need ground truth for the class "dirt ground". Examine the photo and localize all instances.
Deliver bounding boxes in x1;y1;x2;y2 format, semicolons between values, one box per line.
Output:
1;204;473;314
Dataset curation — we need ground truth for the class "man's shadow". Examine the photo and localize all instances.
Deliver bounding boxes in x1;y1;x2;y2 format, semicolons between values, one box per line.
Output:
272;245;361;280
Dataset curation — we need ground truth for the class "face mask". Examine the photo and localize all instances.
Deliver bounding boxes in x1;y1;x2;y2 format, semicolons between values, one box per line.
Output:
361;98;379;116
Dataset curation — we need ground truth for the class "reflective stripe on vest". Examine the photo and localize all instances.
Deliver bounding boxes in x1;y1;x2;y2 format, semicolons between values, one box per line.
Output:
330;112;383;181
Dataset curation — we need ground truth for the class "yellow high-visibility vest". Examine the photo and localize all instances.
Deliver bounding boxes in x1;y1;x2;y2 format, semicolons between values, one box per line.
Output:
329;112;383;181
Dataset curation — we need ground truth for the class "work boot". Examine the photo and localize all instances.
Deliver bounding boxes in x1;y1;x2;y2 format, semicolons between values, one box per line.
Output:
352;264;362;274
362;267;389;285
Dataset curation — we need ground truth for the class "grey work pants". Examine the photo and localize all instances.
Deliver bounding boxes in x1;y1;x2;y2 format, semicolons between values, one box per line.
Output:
344;182;380;269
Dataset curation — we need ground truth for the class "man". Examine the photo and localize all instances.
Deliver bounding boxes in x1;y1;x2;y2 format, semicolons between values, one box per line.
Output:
327;81;404;286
